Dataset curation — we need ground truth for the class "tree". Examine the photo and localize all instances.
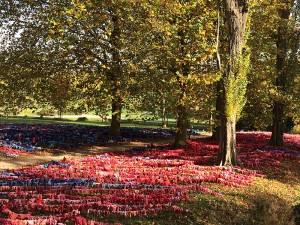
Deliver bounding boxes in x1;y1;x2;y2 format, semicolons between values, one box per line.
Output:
218;0;250;166
0;0;77;117
270;0;298;146
143;0;218;147
1;1;144;136
212;0;227;139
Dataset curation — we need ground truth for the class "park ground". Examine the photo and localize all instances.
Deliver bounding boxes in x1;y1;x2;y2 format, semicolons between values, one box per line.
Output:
0;117;299;225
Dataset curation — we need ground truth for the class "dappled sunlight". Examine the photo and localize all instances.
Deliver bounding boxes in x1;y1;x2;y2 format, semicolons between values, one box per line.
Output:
0;129;299;224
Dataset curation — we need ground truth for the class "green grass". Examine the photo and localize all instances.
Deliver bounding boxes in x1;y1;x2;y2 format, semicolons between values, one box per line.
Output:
0;116;158;128
0;115;208;130
0;116;107;126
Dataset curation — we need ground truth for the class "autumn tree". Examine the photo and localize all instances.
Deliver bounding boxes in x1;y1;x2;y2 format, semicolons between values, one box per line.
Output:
243;0;299;138
237;1;277;131
1;1;145;136
144;0;217;147
46;1;146;136
0;1;78;117
270;0;299;146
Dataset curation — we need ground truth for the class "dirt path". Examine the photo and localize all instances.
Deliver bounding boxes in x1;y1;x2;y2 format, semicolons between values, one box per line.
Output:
0;137;175;171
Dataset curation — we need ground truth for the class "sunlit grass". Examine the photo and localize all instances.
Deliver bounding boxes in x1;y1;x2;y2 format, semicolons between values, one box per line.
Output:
0;116;159;128
0;115;208;129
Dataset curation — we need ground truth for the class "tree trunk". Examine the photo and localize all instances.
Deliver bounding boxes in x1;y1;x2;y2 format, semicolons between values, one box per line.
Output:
59;107;62;119
209;111;213;133
109;13;123;137
218;116;237;165
174;104;188;148
173;28;189;148
270;100;284;146
270;6;291;147
212;2;222;140
219;0;249;166
212;81;222;139
110;94;122;136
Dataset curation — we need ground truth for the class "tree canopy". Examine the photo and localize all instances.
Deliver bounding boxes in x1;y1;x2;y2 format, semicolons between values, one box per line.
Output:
0;0;299;165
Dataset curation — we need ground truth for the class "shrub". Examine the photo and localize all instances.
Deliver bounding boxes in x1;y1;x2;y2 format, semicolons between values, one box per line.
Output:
77;116;88;121
37;108;56;117
291;124;300;134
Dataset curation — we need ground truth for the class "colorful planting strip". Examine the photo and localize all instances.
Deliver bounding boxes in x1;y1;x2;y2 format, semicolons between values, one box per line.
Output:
0;154;261;225
0;124;175;157
0;131;299;225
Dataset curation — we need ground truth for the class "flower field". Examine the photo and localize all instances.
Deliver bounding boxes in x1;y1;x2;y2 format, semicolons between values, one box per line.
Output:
0;126;300;225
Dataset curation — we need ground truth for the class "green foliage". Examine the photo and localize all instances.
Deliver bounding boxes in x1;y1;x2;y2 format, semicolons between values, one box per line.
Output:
224;47;251;119
245;0;300;131
0;0;299;142
77;116;88;121
291;124;300;134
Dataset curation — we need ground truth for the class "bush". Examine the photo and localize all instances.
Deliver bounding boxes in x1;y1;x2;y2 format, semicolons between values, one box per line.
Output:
291;124;300;134
37;108;56;117
77;116;88;121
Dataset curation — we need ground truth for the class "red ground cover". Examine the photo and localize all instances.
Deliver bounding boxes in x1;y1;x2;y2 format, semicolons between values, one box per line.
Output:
0;132;299;225
0;145;30;157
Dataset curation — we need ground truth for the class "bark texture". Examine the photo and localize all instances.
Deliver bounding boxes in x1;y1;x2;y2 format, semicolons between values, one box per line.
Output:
109;14;123;137
219;0;248;166
174;104;188;148
161;97;167;128
212;2;222;140
270;6;291;147
173;28;190;147
110;95;122;136
212;80;222;139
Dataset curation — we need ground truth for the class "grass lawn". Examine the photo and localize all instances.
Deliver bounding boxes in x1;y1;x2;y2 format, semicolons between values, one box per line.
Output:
0;115;208;130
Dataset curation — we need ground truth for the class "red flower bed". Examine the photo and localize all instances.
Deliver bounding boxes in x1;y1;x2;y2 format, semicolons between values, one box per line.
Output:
0;145;30;157
0;132;299;224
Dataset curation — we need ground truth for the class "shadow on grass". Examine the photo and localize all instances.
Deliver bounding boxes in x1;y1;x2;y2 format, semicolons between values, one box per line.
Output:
88;189;296;225
260;160;300;186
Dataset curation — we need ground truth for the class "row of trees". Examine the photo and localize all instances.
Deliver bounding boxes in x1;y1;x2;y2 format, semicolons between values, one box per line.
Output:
0;0;299;166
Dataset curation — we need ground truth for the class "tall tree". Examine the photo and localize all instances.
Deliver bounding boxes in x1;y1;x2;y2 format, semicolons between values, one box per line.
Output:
144;0;217;147
218;0;250;166
236;0;299;134
49;1;144;136
212;0;226;139
1;1;143;136
270;0;296;146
